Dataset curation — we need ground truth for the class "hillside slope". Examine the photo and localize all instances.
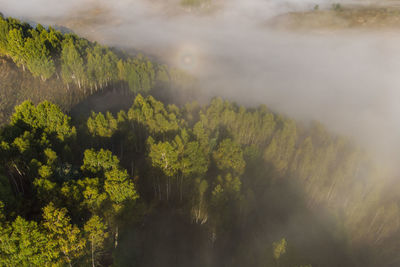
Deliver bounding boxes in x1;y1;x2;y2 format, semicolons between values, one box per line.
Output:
0;56;84;124
268;6;400;31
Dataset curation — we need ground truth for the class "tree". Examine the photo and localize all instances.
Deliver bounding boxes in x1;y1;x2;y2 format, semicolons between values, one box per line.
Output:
81;149;119;175
192;179;208;224
0;216;51;266
102;49;118;86
147;138;178;177
264;117;297;175
81;149;138;209
84;215;108;267
7;28;26;70
0;17;9;54
86;45;104;92
11;101;76;142
273;238;287;266
42;203;85;267
104;168;138;209
61;38;85;89
213;138;245;175
155;64;170;88
126;60;141;94
174;129;209;200
24;29;55;81
87;112;117;138
148;137;179;201
86;45;117;92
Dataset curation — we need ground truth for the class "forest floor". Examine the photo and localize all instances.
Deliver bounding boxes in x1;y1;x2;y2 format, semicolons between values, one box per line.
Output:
0;56;81;125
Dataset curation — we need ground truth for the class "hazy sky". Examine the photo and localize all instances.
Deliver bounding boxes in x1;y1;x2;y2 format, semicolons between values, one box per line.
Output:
1;0;399;161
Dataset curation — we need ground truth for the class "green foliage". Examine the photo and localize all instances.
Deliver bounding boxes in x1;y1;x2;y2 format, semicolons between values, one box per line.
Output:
0;15;173;105
87;111;117;138
213;138;245;175
7;28;26;68
119;55;155;94
212;173;241;202
0;16;397;265
81;149;138;210
104;168;138;205
128;94;180;136
148;137;179;177
273;238;287;261
61;38;85;88
84;215;108;266
24;29;55;81
263;118;297;175
42;203;86;265
0;18;10;54
0;216;51;266
178;135;208;176
332;3;342;11
61;177;107;214
11;100;76;141
82;149;119;174
180;0;208;7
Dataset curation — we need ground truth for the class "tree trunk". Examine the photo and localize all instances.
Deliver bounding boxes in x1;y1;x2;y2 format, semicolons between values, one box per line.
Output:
114;226;119;248
180;174;183;202
158;177;161;201
63;252;72;267
91;238;95;267
166;177;169;201
7;171;20;195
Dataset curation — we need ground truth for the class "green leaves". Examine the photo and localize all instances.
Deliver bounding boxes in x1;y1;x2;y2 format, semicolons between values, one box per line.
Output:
84;215;108;264
263;117;297;175
11;101;76;142
7;28;25;68
24;29;55;81
87;111;117;138
82;149;138;208
104;168;138;204
42;203;86;265
148;138;179;177
0;14;167;103
0;17;9;53
86;44;118;91
118;55;156;94
0;217;50;266
213;139;245;176
61;38;85;87
128;94;180;136
82;149;120;174
273;238;287;261
148;129;209;178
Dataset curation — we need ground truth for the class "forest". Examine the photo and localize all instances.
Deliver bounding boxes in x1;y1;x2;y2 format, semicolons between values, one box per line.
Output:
0;12;400;267
0;14;193;126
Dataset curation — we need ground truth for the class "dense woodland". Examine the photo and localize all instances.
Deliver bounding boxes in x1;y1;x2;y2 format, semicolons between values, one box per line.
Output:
0;14;194;125
0;14;400;267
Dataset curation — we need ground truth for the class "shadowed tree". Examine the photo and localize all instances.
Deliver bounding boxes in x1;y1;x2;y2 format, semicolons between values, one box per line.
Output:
84;215;108;267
